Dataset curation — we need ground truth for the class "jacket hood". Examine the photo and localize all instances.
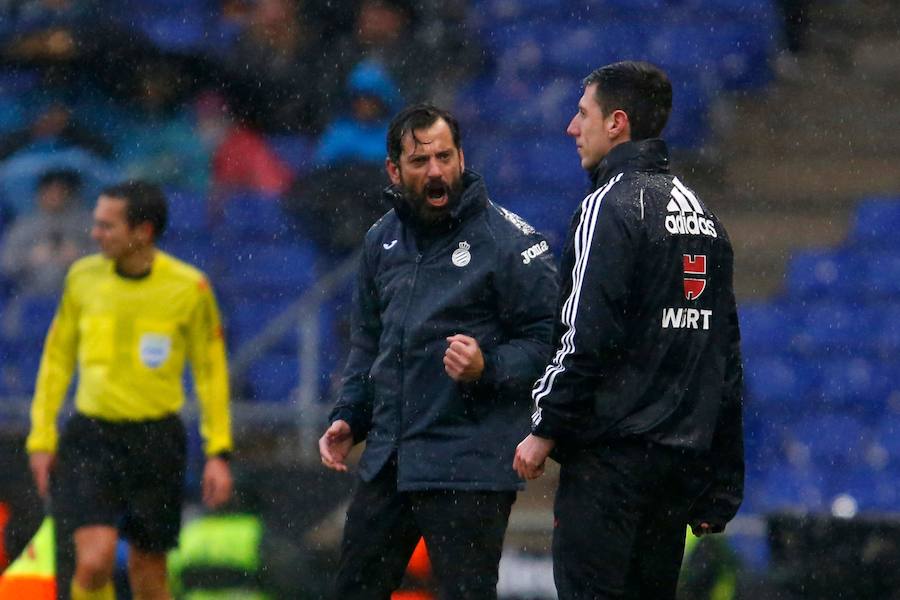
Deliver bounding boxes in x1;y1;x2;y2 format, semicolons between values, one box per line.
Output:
591;138;670;189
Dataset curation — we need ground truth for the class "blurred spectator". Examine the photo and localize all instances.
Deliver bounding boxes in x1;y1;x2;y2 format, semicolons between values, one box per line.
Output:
0;169;92;297
282;60;399;257
0;0;101;63
283;161;388;258
0;99;115;217
220;0;333;134
313;59;401;167
196;91;294;198
321;0;482;108
115;57;211;193
0;100;112;162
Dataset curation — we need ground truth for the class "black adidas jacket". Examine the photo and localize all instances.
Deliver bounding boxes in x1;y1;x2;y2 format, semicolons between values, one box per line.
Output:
531;139;744;524
330;170;558;491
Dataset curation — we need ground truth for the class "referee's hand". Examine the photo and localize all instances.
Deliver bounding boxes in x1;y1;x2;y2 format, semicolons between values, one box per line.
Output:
29;452;56;500
202;457;233;509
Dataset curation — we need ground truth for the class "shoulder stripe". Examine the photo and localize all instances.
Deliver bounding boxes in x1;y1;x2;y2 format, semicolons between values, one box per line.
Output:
531;173;624;424
673;177;704;214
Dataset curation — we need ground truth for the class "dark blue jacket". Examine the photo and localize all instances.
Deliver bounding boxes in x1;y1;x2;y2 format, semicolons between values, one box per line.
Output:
330;170;558;491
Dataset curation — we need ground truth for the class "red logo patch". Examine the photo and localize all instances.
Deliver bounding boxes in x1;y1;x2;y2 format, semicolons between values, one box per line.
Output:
683;254;707;300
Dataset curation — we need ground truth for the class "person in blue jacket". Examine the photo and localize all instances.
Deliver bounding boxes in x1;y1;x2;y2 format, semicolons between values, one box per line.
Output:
318;103;558;599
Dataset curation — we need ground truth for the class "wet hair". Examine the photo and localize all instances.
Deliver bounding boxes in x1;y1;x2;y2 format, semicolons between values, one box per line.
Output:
386;104;462;164
100;180;168;240
37;169;82;194
583;61;673;140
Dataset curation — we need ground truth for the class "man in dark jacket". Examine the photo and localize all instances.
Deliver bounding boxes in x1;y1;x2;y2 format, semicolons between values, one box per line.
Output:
513;61;744;599
318;104;558;599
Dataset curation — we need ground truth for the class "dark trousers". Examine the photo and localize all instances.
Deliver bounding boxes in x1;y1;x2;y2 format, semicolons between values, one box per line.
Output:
552;440;703;600
334;458;516;600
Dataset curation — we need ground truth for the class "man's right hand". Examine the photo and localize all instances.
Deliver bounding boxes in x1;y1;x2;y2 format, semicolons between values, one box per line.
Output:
29;452;56;499
319;420;354;472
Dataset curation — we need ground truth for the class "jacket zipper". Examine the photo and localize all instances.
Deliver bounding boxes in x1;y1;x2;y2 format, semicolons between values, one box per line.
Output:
396;251;423;477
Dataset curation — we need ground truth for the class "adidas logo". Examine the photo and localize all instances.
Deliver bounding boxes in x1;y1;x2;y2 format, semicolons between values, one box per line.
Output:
664;178;718;238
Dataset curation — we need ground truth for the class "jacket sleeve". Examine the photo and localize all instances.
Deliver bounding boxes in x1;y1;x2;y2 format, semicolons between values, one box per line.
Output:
187;278;233;457
478;231;558;392
532;192;638;441
26;273;79;454
329;249;380;442
690;244;745;529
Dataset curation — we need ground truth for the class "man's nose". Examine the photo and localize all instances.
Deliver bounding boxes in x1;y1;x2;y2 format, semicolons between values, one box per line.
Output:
426;157;442;177
566;116;579;137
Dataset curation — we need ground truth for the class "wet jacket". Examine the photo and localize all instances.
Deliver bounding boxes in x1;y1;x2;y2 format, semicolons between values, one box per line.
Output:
531;140;744;524
331;170;558;491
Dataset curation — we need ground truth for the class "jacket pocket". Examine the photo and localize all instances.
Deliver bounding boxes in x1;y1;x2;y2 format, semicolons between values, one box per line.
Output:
79;315;114;365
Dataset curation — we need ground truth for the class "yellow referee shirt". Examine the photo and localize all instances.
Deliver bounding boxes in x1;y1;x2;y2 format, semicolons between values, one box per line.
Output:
26;251;232;456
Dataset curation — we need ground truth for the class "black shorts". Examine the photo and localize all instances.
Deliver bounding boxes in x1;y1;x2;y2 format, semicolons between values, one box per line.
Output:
51;413;187;553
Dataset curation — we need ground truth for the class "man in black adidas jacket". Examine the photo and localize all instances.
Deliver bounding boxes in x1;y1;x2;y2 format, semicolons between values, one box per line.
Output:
513;62;744;599
319;104;558;599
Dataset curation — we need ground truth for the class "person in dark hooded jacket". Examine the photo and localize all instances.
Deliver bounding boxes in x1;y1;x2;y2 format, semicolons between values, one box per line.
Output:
318;104;558;599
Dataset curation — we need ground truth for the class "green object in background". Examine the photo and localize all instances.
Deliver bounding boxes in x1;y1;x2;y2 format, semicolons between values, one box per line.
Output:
167;513;271;600
679;528;739;600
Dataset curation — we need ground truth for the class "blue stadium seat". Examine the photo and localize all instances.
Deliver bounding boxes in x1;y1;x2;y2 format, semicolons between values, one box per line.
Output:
817;356;891;414
849;197;900;248
469;0;564;28
753;462;826;513
225;296;296;353
164;188;210;237
266;134;316;177
789;413;871;468
826;467;899;512
218;240;319;298
159;236;214;273
245;353;299;402
795;300;880;354
872;416;900;469
743;354;818;411
738;301;802;354
218;192;292;241
785;249;859;298
859;250;900;298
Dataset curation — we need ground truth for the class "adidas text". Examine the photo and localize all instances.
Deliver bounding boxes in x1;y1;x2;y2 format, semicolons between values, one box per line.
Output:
665;213;718;238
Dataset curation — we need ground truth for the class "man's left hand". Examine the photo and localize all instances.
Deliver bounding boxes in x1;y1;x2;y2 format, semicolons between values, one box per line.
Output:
202;456;233;509
444;334;485;382
513;434;555;480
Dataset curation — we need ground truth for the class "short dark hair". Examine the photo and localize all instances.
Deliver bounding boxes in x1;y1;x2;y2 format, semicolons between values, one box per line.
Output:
386;104;462;164
37;169;82;194
101;180;168;240
583;61;673;140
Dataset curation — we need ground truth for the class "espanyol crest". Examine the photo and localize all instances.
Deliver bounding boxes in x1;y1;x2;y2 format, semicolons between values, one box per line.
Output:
452;241;471;267
683;254;707;300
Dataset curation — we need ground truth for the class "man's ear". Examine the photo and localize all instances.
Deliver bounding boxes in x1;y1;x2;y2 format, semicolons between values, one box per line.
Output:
137;221;155;245
385;158;401;186
608;109;631;141
458;147;465;173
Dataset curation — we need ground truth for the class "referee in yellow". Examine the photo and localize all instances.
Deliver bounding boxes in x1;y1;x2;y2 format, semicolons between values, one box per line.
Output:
25;181;233;600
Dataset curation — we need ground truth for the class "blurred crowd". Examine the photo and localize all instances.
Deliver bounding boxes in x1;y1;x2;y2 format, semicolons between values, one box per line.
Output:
0;0;484;297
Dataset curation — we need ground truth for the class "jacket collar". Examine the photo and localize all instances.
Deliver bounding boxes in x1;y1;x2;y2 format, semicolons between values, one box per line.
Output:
590;138;670;190
386;169;489;234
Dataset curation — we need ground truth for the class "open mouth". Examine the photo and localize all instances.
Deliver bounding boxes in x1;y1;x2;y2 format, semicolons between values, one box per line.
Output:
425;181;448;207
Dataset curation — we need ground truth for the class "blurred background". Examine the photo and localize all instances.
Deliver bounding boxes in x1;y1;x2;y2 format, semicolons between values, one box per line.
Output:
1;0;900;597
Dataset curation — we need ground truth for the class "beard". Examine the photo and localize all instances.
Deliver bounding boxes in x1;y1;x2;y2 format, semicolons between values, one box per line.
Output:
400;174;465;227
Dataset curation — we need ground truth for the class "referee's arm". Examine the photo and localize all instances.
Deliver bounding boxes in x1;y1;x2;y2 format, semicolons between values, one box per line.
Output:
187;278;233;457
